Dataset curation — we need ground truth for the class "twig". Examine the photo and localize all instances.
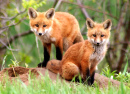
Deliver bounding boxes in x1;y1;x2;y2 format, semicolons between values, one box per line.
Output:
54;0;62;10
0;9;26;20
53;0;58;8
12;67;16;77
0;30;33;50
61;0;118;20
0;40;19;51
76;0;90;18
0;16;27;30
0;28;8;34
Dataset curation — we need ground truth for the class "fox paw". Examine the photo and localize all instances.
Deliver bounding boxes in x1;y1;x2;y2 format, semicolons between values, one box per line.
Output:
37;62;47;67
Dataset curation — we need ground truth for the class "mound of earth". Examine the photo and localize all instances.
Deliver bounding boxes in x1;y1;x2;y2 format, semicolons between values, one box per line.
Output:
0;66;120;88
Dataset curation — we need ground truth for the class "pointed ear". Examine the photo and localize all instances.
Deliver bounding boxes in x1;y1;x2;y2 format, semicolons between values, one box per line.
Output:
86;18;95;29
28;7;37;19
45;8;55;19
103;19;112;30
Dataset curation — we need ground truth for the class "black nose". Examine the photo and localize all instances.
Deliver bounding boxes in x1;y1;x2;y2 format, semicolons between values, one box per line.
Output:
39;33;42;36
97;43;100;46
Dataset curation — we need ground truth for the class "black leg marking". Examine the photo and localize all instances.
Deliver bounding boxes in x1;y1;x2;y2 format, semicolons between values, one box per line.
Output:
86;68;91;85
56;47;62;60
91;71;95;85
38;46;50;67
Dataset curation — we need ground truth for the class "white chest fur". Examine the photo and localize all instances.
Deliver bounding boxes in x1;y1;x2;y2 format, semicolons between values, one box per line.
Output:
90;45;106;64
37;32;56;43
37;33;51;43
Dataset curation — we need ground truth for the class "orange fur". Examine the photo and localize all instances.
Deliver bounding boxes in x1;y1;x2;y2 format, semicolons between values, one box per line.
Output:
28;8;84;67
47;18;112;85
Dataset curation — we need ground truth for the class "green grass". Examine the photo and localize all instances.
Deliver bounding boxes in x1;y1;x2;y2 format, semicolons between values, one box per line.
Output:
0;72;130;94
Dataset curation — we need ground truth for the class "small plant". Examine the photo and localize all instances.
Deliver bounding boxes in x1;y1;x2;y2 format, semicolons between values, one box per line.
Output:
25;63;29;68
115;59;130;86
101;56;130;87
101;66;117;79
8;59;20;67
116;72;130;83
8;59;20;77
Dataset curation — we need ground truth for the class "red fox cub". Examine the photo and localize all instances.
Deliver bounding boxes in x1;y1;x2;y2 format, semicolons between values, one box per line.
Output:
46;18;112;85
28;8;84;67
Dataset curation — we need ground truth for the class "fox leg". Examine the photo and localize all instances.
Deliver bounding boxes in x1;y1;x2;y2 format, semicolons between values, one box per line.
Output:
38;43;51;67
55;39;63;60
81;60;91;85
90;70;95;85
61;62;80;81
90;66;96;85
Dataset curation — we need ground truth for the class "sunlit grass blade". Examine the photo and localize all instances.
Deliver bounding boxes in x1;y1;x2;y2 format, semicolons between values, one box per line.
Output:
123;56;128;75
1;55;7;71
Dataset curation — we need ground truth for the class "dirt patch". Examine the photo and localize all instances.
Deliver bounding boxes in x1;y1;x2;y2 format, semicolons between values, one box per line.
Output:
0;67;39;85
0;66;120;88
95;73;120;88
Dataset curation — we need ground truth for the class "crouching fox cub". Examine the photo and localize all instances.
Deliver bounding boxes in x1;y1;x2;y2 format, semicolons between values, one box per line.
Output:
46;18;112;85
28;8;84;67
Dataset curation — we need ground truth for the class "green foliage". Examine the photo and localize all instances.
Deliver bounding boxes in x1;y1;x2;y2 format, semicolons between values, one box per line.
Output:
116;72;130;85
101;60;130;87
7;59;29;68
22;0;46;9
18;52;31;64
101;66;117;79
8;59;20;67
115;60;130;86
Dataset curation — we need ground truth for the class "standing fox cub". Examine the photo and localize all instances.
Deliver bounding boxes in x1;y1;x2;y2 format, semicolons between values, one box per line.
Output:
28;8;84;67
46;18;112;85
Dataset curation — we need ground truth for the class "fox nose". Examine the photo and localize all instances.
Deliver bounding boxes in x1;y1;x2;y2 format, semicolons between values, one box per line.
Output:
96;42;100;46
39;33;42;36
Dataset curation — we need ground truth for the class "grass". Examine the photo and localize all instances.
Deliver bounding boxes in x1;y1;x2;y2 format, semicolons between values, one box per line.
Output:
0;72;130;94
1;55;130;94
101;58;130;88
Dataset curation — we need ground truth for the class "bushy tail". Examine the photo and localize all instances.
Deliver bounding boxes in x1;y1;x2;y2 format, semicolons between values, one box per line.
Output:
46;60;61;74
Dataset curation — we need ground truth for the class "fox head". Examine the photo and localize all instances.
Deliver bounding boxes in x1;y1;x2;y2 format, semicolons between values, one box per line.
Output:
86;18;112;46
28;8;55;36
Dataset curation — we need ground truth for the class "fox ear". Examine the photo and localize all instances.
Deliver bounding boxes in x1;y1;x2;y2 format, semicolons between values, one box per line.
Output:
45;8;55;19
28;8;37;19
103;19;112;30
86;18;95;29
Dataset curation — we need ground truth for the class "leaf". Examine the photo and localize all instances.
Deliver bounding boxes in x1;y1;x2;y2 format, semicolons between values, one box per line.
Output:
1;55;7;70
25;63;28;68
123;56;128;75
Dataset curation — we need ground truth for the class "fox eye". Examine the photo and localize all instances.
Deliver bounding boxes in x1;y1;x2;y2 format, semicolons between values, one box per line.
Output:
101;35;104;37
93;34;96;37
43;25;47;27
35;24;39;27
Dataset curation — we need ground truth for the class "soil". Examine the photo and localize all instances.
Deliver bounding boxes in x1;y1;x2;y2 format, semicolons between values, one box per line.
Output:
0;66;120;88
